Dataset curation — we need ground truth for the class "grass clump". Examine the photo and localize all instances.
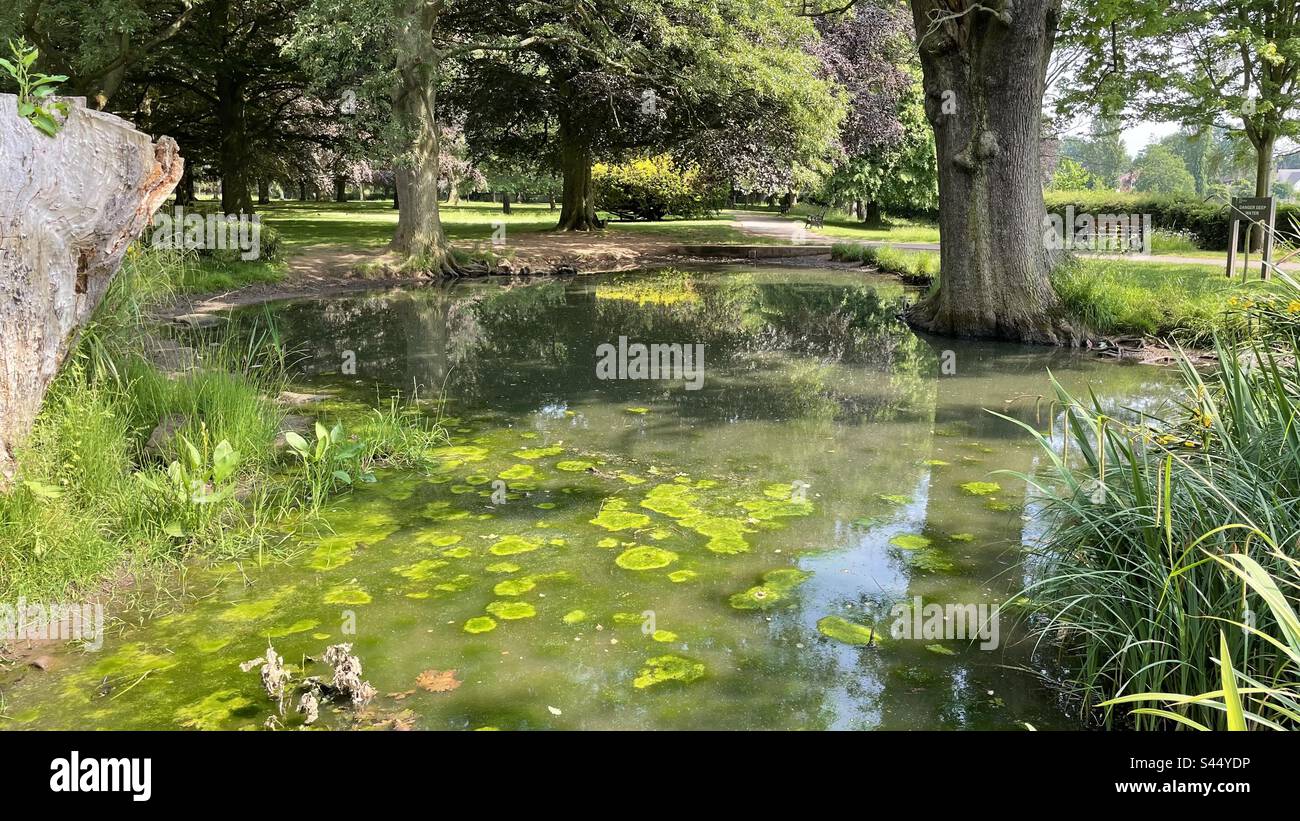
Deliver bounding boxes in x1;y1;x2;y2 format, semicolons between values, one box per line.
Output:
831;242;938;279
1008;265;1300;729
0;245;445;601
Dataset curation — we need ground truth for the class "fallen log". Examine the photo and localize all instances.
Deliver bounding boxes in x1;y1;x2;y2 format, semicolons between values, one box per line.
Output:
0;94;183;484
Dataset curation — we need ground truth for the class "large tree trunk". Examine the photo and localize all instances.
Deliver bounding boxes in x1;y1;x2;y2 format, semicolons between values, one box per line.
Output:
0;96;183;484
907;0;1080;345
216;72;253;215
389;1;457;275
556;115;603;231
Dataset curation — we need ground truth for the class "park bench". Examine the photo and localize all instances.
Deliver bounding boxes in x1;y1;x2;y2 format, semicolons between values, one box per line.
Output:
804;210;826;229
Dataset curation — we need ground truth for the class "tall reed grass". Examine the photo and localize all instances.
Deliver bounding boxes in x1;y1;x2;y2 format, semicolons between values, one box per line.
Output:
1008;262;1300;730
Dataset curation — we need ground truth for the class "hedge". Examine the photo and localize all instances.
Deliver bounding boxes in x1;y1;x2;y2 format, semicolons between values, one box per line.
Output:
1044;190;1299;251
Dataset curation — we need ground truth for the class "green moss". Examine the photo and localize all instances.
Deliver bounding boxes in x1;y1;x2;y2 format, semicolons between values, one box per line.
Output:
667;569;697;583
633;655;704;688
556;460;595;471
486;561;520;573
816;615;881;646
323;583;371;605
615;546;678;570
464;616;497;634
889;534;931;551
486;600;537;620
488;535;542;555
562;609;588;625
959;481;1001;496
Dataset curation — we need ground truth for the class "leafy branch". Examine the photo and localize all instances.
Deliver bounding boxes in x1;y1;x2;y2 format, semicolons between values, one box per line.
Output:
0;39;69;137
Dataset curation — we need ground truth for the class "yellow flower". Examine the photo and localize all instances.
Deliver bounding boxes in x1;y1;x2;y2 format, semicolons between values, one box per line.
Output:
1287;301;1300;314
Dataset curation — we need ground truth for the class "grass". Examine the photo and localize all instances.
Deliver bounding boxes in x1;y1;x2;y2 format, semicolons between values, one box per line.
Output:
1007;265;1300;730
831;242;939;278
0;245;447;602
774;203;941;244
1052;258;1258;344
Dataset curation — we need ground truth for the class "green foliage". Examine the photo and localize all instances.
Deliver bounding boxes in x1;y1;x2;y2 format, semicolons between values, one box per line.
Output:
593;155;716;221
1132;144;1197;196
1011;266;1300;729
1049;157;1098;191
1044;190;1300;251
0;39;68;136
0;244;445;599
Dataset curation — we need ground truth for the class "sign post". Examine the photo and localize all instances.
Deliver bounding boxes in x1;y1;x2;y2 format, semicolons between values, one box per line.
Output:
1226;196;1277;280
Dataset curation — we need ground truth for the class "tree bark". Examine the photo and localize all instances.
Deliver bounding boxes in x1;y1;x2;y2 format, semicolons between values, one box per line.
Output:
556;115;603;231
389;1;457;275
0;95;183;484
334;177;348;202
216;70;253;215
257;178;270;205
1249;133;1275;252
863;201;885;228
907;0;1080;344
502;191;513;214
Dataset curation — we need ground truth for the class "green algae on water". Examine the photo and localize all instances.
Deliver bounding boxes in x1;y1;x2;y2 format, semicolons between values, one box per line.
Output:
590;499;651;531
728;567;812;610
323;583;371;605
493;577;536;596
175;689;255;730
393;559;449;581
667;569;697;583
485;600;537;620
816;615;881;646
959;481;1001;496
614;545;678;571
464;616;497;634
562;609;587;625
488;535;542;555
486;561;520;573
633;655;704;689
556;460;595;471
888;534;931;551
498;464;535;481
512;445;564;459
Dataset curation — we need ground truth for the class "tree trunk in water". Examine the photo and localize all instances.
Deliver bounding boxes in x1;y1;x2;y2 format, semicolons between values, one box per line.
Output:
0;95;183;484
556;116;603;231
907;0;1079;344
389;1;457;274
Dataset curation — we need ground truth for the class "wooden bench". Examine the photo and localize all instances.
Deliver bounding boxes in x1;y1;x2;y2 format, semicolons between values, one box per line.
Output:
804;211;826;229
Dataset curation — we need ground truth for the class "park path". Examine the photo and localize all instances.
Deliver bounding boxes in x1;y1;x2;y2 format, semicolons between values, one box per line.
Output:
728;210;1298;272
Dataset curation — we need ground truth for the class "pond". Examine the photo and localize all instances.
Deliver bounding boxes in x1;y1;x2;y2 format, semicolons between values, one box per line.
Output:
0;266;1177;730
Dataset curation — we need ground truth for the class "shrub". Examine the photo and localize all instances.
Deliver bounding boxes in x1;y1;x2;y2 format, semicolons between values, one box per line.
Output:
1044;190;1300;252
593;155;716;221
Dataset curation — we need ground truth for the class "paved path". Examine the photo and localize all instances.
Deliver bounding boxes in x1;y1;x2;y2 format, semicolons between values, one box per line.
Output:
728;210;1298;272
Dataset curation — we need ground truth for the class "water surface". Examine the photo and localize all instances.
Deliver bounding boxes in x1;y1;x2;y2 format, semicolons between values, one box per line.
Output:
1;267;1175;730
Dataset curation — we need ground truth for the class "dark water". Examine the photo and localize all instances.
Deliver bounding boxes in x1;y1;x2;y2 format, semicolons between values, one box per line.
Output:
0;267;1176;730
